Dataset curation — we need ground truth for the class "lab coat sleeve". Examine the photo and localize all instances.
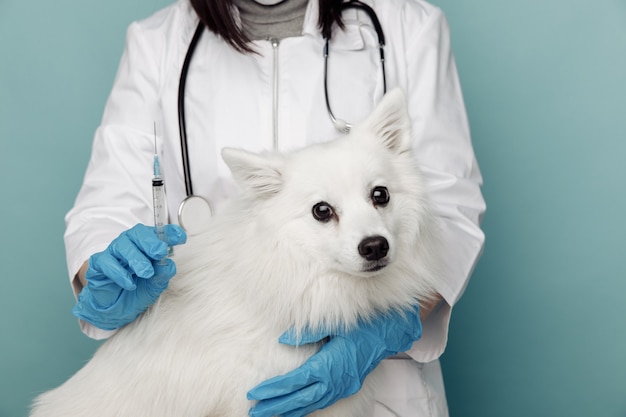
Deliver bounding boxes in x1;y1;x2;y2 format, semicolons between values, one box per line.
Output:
400;5;486;362
64;20;166;340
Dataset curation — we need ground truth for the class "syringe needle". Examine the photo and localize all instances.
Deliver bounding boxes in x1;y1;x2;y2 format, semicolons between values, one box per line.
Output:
153;122;157;155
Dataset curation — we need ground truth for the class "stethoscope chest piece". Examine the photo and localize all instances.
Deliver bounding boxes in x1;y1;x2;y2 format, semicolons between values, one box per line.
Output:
178;195;212;235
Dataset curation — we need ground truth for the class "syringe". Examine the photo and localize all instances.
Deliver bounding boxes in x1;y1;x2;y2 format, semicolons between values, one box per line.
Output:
152;123;173;263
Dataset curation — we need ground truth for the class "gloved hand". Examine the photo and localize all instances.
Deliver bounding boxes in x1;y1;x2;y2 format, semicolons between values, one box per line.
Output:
71;223;187;331
247;305;422;417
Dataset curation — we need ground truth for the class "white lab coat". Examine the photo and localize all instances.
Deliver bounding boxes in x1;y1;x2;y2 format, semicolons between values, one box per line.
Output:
64;0;485;415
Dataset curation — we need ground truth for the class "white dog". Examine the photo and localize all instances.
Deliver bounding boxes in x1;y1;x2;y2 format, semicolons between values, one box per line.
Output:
31;89;442;417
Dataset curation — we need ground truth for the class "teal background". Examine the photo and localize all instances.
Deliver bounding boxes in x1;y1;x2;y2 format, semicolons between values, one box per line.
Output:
1;0;624;416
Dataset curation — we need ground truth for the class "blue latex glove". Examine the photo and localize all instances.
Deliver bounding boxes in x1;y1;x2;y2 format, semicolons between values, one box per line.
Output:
247;305;422;417
72;223;187;331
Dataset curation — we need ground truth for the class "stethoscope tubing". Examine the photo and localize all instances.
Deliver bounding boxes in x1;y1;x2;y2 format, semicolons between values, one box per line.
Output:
325;1;387;133
178;22;205;198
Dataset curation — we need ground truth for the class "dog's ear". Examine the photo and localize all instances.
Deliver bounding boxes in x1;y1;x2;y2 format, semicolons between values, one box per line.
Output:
361;88;412;154
221;148;283;198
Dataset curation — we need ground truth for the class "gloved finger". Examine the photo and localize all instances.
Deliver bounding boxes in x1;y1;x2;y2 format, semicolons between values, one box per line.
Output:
247;366;318;401
88;253;136;291
382;307;422;350
128;260;176;309
108;232;156;279
152;259;177;284
124;224;170;262
162;224;187;246
404;305;423;340
248;382;327;417
279;327;329;346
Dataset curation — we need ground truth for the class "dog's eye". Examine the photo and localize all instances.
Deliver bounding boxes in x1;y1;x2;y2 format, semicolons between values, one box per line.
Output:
312;202;334;222
371;186;390;206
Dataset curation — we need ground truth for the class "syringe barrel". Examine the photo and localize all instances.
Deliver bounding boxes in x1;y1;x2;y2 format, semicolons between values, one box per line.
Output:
152;178;173;261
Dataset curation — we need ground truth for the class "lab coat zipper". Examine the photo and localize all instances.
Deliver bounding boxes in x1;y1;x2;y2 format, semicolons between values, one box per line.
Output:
270;38;280;150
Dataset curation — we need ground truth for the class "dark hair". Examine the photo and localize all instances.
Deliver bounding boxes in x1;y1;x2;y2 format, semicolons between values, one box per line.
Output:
188;0;345;53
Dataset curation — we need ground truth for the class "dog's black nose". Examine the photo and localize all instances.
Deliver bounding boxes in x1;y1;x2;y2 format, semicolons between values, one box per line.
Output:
358;236;389;261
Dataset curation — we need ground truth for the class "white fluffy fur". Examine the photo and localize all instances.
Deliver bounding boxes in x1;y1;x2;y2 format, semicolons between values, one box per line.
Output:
30;89;443;417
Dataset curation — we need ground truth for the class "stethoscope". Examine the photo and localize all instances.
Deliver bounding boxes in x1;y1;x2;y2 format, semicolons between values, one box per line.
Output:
176;0;386;234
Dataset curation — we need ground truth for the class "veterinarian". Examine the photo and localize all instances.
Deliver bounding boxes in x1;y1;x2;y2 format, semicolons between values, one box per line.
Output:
65;0;485;416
